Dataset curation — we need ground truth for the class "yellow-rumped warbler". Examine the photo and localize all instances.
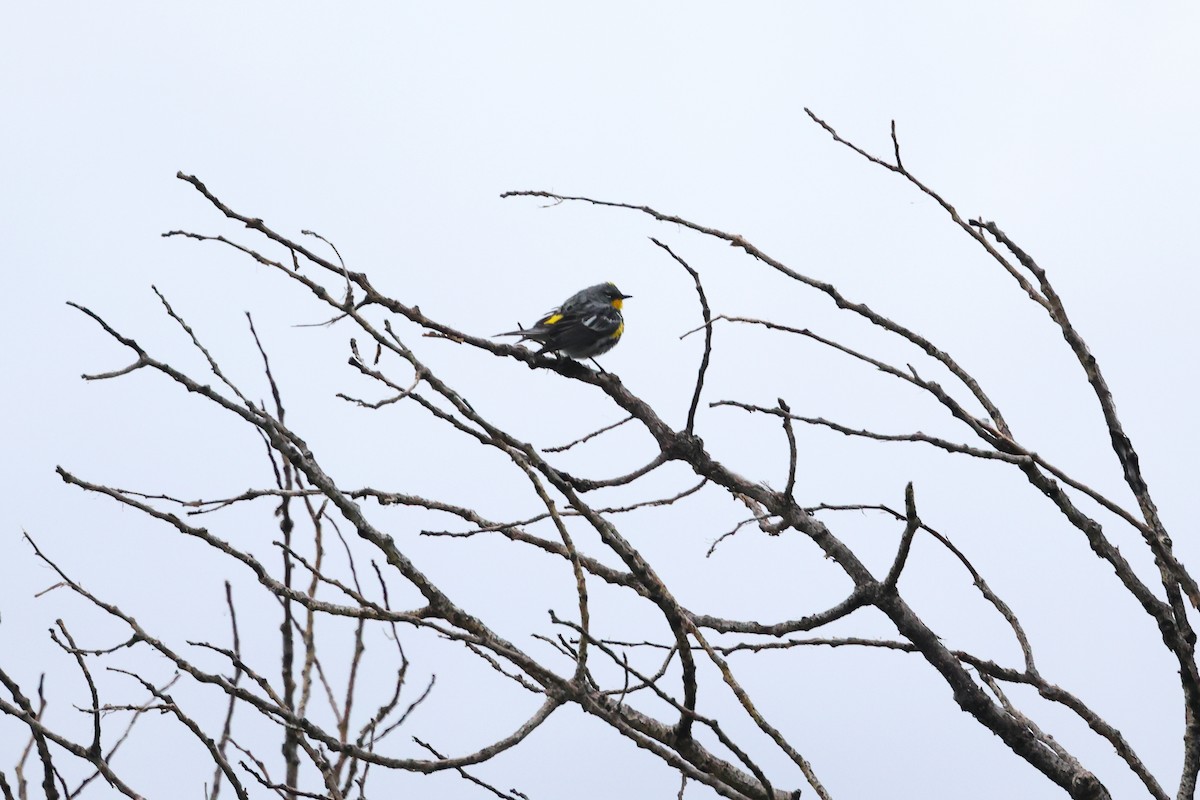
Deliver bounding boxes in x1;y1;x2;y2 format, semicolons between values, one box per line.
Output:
496;282;632;367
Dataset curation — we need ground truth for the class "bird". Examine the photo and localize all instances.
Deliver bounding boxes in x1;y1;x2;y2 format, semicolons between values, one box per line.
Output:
496;282;632;370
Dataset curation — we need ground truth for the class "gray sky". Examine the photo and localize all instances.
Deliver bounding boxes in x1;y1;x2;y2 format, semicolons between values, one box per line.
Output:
2;4;1198;798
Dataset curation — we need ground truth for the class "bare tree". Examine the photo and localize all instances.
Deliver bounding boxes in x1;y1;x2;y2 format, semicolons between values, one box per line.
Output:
2;113;1192;800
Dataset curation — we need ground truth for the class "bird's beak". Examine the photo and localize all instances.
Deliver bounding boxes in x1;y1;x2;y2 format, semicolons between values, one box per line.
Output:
620;293;633;299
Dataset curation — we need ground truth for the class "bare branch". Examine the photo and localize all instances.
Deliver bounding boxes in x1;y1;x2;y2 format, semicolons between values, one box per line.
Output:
651;238;712;435
543;415;634;453
412;738;526;800
881;484;920;593
777;399;798;501
49;621;101;757
209;582;244;800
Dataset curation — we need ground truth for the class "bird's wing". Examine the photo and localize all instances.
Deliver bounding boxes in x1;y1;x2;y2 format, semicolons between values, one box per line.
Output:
549;306;620;340
576;307;622;336
526;307;617;354
498;306;620;346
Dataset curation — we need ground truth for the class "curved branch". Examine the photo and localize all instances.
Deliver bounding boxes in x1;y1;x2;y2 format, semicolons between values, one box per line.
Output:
651;238;712;436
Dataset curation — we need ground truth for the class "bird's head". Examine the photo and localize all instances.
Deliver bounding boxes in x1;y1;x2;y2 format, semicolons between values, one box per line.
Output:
602;282;633;309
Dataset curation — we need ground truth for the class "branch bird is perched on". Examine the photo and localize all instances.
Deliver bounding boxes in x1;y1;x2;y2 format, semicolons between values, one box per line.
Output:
496;282;632;370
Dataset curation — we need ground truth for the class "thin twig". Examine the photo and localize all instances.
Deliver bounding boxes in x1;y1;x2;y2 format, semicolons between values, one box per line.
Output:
651;238;712;435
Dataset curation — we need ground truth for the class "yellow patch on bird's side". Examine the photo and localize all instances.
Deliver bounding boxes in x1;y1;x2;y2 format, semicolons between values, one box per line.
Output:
610;321;624;338
544;313;564;325
611;298;624;310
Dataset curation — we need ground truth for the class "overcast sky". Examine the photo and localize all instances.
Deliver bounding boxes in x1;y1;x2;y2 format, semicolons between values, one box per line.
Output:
2;4;1198;799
